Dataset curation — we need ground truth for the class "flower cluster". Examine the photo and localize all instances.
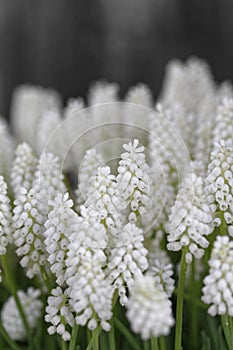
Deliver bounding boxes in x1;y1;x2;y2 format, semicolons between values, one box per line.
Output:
11;142;37;197
147;231;175;297
126;275;174;340
3;56;233;349
117;139;151;226
167;173;213;263
0;176;12;254
1;288;42;341
202;235;233;316
45;286;74;341
75;148;104;209
205;140;233;235
107;223;148;305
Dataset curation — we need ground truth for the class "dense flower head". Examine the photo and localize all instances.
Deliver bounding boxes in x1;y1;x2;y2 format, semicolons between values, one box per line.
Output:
123;84;153;142
45;286;74;342
11;84;61;146
159;58;216;164
0;176;12;253
11;142;37;197
0;116;15;181
193;92;217;168
13;187;47;279
35;108;71;170
72;205;108;249
33;152;65;214
85;166;123;239
88;81;119;106
117;139;151;225
212;97;233;147
106;223;148;305
44;193;77;286
66;244;113;331
75;148;104;209
205;140;233;235
202;235;233;316
147;232;175;297
126;275;174;340
160;57;215;114
148;106;190;227
1;288;42;341
167;173;213;263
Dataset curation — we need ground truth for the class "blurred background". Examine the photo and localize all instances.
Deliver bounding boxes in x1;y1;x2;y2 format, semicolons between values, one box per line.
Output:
0;0;232;117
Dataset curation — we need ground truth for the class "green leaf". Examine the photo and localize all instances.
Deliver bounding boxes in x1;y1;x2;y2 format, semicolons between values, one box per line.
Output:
114;317;141;350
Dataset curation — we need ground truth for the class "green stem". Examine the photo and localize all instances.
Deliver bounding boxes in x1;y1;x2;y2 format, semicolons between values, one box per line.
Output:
159;336;166;350
1;255;34;347
85;327;101;350
190;260;198;350
62;339;67;350
92;328;99;350
219;211;227;236
221;314;233;350
114;317;141;350
182;292;207;310
143;340;150;350
108;322;116;350
151;337;159;350
0;322;21;350
41;265;53;291
69;324;79;350
174;248;188;350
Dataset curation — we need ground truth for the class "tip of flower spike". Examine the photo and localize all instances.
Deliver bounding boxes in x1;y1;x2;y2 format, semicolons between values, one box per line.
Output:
123;139;145;153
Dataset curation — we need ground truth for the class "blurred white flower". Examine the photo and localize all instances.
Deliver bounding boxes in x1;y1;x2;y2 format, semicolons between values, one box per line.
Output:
213;98;233;148
75;148;104;209
126;275;174;340
11;85;61;147
11;142;37;197
1;288;42;341
0;116;15;181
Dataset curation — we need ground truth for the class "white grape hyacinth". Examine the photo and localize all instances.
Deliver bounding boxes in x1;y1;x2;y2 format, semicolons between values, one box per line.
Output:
212;97;233;147
13;187;47;279
65;207;114;332
126;275;174;340
167;173;213;264
107;222;148;305
147;231;175;297
0;116;15;181
11;84;61;147
205;140;233;235
1;288;42;341
44;193;77;286
75;148;104;209
0;176;12;252
202;235;233;316
0;175;12;282
116;139;151;225
45;286;74;342
85;166;123;239
11;142;37;197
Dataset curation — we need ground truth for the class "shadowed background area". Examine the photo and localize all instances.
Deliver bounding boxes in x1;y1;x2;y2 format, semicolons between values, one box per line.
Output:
0;0;232;117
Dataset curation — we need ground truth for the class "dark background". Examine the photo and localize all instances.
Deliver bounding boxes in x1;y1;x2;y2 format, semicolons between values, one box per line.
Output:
0;0;232;117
